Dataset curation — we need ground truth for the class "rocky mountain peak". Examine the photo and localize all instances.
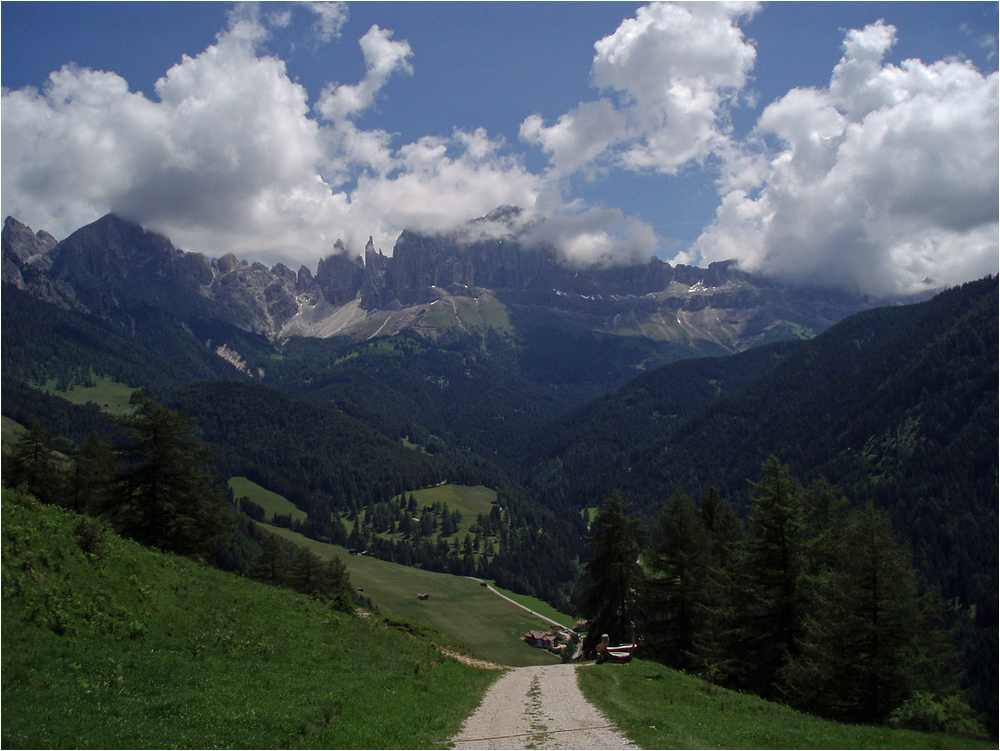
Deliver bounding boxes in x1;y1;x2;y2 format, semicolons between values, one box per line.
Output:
2;216;63;298
3;211;880;350
315;246;364;306
2;216;58;266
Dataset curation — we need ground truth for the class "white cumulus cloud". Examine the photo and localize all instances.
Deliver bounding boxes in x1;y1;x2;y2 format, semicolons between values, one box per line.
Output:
1;4;657;271
691;20;999;297
315;24;413;122
521;1;759;177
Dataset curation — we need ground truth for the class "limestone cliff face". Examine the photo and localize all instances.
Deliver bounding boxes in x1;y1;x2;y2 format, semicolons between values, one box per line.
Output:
315;240;364;305
4;214;305;338
209;259;300;335
2;211;877;349
380;228;739;305
360;240;392;310
2;217;64;302
385;231;559;303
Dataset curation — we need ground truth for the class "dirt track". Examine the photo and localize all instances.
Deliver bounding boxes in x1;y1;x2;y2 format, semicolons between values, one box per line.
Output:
449;664;637;750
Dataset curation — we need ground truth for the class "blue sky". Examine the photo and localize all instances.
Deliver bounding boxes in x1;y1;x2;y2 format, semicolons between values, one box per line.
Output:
2;2;997;296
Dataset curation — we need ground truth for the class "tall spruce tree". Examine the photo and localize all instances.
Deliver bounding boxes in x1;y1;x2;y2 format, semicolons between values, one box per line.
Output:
3;418;64;505
578;491;644;656
729;456;810;697
642;491;713;670
782;502;962;723
112;392;233;560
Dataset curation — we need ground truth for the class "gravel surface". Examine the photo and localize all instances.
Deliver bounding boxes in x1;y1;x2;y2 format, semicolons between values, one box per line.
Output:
450;664;637;750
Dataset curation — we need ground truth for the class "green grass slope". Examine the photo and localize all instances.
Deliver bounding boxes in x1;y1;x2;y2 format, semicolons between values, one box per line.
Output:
1;487;497;749
229;476;308;523
262;523;563;667
33;374;138;416
578;660;992;750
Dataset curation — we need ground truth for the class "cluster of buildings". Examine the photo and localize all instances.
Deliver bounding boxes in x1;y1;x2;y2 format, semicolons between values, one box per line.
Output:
522;620;588;655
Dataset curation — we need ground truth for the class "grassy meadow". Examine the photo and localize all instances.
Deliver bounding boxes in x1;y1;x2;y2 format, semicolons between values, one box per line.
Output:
228;476;308;523
578;660;992;750
487;583;577;629
262;523;563;667
1;487;498;749
411;292;514;337
343;482;500;551
32;374;138;416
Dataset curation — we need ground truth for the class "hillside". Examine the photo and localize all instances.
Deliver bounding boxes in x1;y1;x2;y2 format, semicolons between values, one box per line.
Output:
5;486;990;750
579;661;991;750
1;486;497;749
259;523;564;668
523;337;805;500
527;276;998;728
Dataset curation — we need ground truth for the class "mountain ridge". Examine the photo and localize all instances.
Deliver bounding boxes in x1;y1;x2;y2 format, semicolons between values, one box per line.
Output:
3;212;892;353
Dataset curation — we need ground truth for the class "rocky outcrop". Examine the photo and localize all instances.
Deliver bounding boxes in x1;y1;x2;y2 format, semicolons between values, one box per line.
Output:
315;240;364;306
2;210;879;349
2;216;58;269
3;216;82;307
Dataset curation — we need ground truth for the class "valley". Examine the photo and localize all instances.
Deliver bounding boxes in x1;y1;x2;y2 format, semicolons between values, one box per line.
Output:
260;522;564;668
2;210;996;742
2;487;991;749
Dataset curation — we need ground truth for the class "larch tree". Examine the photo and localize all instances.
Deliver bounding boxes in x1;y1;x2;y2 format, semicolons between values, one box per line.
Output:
730;456;810;697
578;491;644;657
783;502;962;723
112;391;233;560
642;491;713;671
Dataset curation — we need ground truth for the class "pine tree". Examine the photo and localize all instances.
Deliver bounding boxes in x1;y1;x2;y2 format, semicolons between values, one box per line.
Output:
3;418;65;505
641;491;713;670
320;555;355;613
730;456;810;697
68;432;117;514
112;392;234;560
250;530;289;586
782;502;961;723
695;488;745;683
578;491;644;656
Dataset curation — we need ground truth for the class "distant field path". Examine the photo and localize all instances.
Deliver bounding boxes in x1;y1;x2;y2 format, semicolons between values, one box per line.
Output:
469;578;569;631
450;664;637;750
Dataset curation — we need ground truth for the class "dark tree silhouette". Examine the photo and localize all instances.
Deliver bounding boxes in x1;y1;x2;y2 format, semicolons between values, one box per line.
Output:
578;491;644;657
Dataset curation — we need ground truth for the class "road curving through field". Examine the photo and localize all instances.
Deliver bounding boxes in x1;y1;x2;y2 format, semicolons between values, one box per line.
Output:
467;578;570;632
450;664;637;750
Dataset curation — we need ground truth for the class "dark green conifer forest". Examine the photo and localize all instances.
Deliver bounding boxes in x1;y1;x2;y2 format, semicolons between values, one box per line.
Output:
580;459;982;734
2;275;996;735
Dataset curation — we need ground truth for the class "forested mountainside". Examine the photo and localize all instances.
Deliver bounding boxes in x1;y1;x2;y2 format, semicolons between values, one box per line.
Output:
3;209;995;730
526;276;998;728
161;381;455;522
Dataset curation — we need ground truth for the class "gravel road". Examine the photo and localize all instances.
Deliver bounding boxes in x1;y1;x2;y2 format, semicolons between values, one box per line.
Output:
449;664;637;750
